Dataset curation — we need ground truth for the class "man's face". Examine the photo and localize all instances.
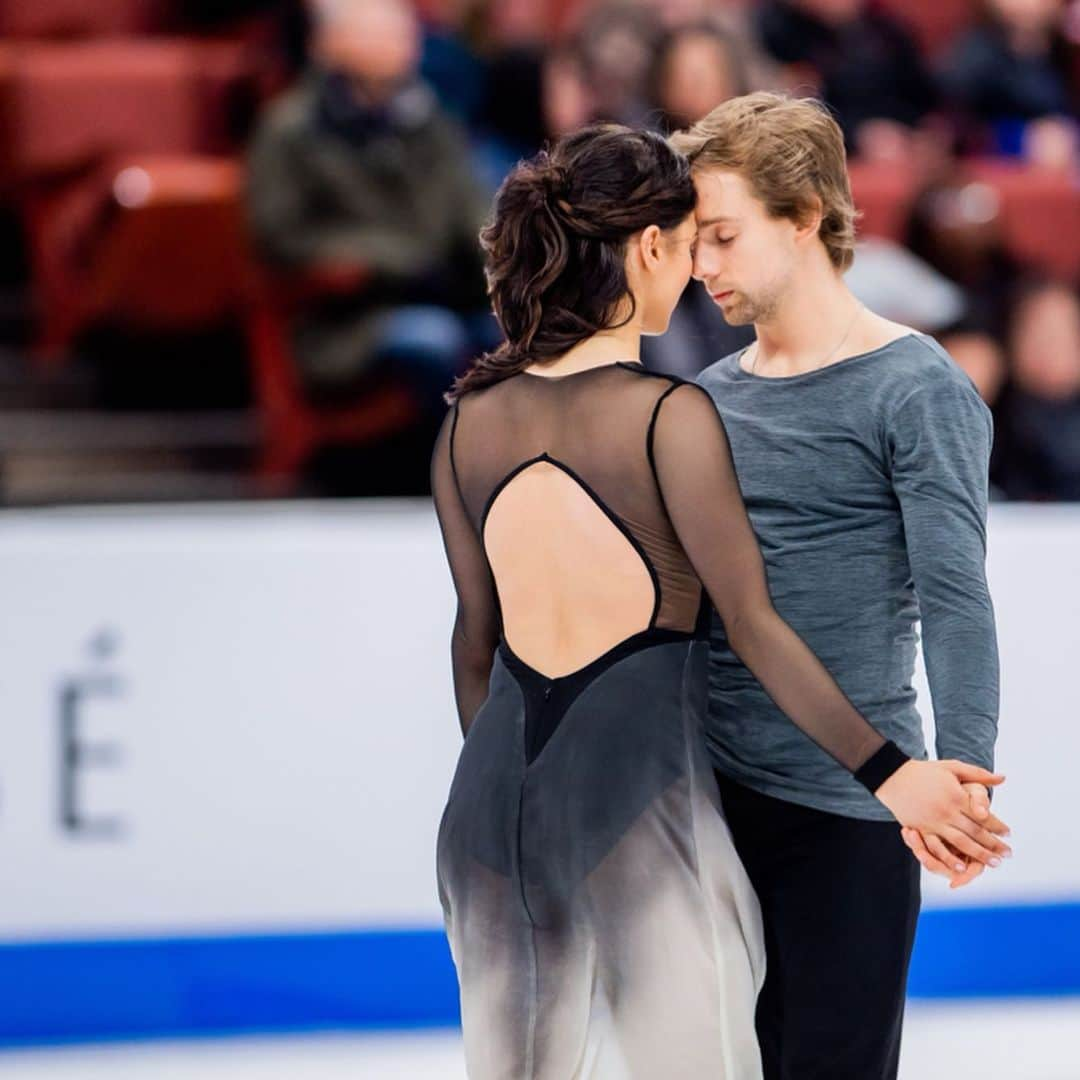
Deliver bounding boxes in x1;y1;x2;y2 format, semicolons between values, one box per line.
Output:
690;168;799;326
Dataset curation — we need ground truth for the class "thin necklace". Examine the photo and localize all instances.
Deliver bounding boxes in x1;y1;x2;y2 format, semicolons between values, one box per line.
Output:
749;301;865;376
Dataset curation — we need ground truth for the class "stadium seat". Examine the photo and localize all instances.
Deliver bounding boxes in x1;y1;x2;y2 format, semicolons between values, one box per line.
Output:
0;39;254;182
22;155;248;352
27;153;418;486
4;38;259;352
848;159;922;243
964;160;1080;280
245;267;419;485
0;0;173;39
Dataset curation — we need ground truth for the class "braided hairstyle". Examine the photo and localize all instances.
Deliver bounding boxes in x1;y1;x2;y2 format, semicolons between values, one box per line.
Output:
446;124;696;402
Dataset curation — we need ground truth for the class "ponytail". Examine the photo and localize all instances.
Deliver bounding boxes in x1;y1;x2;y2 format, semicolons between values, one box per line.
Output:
446;124;696;402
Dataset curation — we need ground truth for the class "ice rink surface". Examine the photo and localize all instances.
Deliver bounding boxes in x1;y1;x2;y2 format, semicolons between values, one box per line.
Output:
1;999;1077;1080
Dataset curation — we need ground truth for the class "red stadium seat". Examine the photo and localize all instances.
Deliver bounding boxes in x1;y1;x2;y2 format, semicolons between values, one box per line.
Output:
962;160;1080;280
0;39;254;182
848;159;922;243
0;0;173;39
79;157;251;331
4;38;259;351
22;155;250;352
27;153;418;486
245;267;419;486
876;0;979;58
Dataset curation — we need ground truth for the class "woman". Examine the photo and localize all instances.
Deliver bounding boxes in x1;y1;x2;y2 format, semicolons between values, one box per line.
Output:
431;125;1005;1078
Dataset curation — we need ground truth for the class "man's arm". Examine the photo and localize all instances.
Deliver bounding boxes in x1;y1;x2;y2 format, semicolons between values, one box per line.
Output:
889;368;1000;773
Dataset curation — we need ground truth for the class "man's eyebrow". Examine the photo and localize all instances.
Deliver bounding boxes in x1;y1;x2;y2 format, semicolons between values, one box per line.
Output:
696;216;739;226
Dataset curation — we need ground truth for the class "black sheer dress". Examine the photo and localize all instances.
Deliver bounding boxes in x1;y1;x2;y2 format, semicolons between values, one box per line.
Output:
431;360;906;1079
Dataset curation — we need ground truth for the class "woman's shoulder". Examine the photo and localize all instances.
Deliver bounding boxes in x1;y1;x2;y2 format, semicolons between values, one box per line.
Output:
618;364;717;413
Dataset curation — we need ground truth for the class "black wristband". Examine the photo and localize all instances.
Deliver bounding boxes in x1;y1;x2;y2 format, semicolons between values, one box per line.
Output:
854;740;911;793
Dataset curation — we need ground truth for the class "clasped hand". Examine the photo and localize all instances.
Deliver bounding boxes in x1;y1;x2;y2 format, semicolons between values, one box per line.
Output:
873;761;1011;889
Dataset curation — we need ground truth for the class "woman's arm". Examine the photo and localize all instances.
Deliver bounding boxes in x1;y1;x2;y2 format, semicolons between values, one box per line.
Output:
650;382;1009;863
431;403;501;735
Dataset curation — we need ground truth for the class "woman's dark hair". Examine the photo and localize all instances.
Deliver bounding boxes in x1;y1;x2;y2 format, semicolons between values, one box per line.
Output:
446;124;696;402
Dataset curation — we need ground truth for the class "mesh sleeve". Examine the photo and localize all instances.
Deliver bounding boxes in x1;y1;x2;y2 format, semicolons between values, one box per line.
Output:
650;383;907;786
431;403;502;735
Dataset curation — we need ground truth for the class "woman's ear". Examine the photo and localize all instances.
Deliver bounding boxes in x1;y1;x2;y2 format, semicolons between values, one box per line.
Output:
636;224;663;271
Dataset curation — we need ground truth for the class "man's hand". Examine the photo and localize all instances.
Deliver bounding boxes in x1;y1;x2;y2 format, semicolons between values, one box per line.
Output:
901;827;983;888
875;760;1009;868
901;783;1011;889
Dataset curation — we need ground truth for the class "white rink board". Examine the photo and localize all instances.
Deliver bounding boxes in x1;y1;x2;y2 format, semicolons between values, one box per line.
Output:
0;500;1074;942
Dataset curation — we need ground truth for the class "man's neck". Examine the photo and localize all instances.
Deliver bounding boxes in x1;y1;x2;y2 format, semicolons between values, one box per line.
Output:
749;267;862;378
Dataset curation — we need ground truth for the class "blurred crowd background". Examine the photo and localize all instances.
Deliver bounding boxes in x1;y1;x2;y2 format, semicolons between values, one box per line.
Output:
0;0;1077;504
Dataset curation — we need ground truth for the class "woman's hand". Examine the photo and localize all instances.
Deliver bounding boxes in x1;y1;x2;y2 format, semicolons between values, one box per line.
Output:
874;760;1011;868
901;782;1011;887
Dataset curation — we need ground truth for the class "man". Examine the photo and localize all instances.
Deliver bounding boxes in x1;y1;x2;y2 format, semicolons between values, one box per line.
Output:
246;0;492;412
671;93;1008;1079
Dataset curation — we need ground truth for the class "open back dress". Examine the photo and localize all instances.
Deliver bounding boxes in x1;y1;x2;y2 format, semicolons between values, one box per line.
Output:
430;360;903;1079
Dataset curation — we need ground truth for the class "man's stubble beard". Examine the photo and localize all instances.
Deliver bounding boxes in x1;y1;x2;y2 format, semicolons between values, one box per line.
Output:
724;287;781;327
723;265;792;326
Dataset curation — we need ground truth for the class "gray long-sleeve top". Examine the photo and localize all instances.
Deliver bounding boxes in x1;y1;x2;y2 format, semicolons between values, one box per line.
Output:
696;332;1000;820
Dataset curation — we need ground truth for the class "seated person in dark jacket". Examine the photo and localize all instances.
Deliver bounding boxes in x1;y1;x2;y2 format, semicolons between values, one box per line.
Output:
755;0;939;159
246;0;494;411
940;0;1079;161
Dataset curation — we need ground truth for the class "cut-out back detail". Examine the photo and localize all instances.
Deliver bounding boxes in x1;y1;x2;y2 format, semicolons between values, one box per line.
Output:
483;453;659;679
431;359;898;782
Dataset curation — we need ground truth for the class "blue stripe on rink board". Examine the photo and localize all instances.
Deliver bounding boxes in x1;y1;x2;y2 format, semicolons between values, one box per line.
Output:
0;903;1077;1048
0;930;461;1048
909;902;1080;1000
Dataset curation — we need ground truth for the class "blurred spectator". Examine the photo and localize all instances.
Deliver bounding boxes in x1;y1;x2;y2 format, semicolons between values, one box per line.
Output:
483;0;551;46
641;19;758;376
649;22;748;131
641;13;768;376
946;330;1009;407
476;39;595;189
754;0;940;157
1022;113;1080;169
945;329;1009;497
845;237;967;331
246;0;493;412
542;41;596;139
996;279;1080;498
906;178;1021;340
576;1;661;126
940;0;1080;159
643;0;721;29
640;0;784;93
419;8;489;128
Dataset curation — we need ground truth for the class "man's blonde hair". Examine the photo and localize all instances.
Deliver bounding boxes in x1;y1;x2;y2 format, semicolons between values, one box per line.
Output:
670;92;858;271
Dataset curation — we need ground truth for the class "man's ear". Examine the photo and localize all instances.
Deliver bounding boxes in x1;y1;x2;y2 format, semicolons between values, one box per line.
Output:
794;195;824;245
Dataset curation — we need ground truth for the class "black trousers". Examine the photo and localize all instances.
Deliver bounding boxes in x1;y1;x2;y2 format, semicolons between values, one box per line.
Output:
716;773;921;1080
